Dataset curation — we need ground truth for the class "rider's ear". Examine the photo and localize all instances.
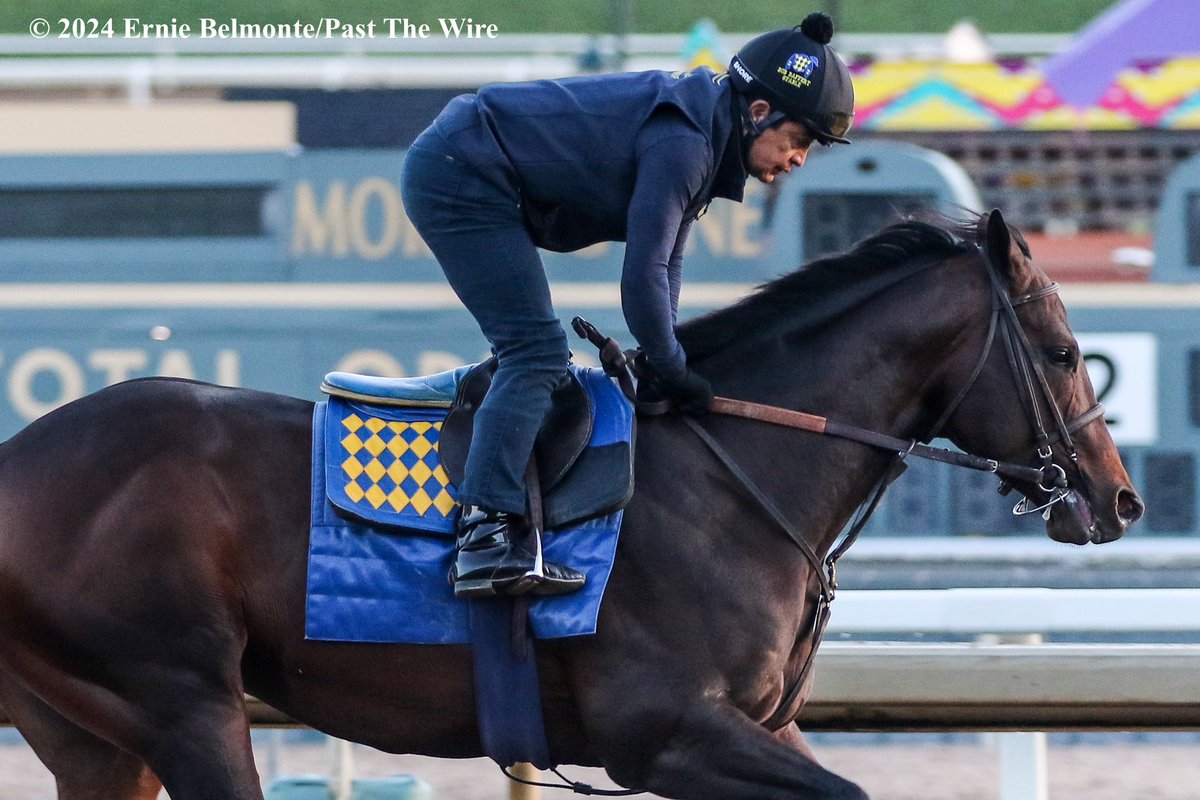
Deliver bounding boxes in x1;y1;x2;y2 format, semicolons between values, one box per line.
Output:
748;98;772;123
984;208;1013;277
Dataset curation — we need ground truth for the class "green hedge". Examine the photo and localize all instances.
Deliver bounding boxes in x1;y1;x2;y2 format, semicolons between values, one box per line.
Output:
2;0;1116;35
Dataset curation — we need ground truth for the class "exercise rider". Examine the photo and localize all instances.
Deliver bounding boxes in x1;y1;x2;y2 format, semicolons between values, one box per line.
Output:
400;12;855;599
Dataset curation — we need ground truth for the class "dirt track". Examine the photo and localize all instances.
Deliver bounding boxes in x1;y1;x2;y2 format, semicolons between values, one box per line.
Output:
3;736;1200;799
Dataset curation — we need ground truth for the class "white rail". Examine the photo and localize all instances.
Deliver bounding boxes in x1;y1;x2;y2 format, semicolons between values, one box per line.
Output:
809;641;1200;728
6;586;1195;799
811;587;1200;800
0;31;1069;100
827;587;1200;634
0;32;1069;57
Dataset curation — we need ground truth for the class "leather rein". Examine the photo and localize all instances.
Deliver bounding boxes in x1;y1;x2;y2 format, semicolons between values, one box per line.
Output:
571;241;1106;731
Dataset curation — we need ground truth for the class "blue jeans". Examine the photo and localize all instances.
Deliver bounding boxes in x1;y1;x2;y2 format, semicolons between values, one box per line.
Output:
401;130;570;515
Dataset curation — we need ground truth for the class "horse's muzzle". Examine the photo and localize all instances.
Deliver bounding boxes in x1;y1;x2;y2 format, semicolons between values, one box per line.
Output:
1047;484;1143;545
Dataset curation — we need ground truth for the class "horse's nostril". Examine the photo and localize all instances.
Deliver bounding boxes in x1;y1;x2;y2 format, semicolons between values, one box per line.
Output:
1117;489;1145;525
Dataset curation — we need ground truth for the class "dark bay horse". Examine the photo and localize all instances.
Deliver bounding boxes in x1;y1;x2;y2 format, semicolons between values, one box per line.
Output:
0;210;1141;799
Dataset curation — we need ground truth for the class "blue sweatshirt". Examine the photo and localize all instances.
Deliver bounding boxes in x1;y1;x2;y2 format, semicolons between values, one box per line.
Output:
431;68;747;381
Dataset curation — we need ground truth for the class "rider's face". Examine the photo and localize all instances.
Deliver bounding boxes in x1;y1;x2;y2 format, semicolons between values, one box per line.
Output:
745;103;814;184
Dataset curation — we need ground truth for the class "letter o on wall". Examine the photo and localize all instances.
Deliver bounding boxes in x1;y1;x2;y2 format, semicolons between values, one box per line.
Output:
9;348;87;421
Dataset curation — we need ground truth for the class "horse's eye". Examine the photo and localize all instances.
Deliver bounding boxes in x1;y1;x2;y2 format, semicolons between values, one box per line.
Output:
1045;346;1077;368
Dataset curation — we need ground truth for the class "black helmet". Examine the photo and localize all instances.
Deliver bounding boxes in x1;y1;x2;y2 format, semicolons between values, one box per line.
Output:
729;13;855;144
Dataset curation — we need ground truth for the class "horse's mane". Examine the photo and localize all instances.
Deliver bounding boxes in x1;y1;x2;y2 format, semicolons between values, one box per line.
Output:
678;215;1028;360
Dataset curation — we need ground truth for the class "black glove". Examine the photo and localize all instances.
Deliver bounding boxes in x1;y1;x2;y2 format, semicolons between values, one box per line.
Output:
653;368;714;415
631;350;714;415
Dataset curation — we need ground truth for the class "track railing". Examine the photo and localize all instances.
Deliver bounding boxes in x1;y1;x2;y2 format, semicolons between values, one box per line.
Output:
3;588;1198;799
0;31;1069;100
235;588;1200;799
812;587;1200;800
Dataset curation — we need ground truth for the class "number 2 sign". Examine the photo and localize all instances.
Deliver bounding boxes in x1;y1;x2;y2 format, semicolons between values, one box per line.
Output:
1075;333;1157;446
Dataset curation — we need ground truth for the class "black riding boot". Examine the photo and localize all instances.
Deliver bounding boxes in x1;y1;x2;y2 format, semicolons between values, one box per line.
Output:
449;507;586;598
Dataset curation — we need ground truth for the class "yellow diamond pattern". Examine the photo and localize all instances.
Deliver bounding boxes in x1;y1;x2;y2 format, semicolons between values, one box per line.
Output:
408;460;433;485
364;459;386;483
410;436;433;459
408;489;434;515
364;484;388;509
339;415;459;519
342;456;365;480
432;489;457;515
386;487;411;512
385;459;409;484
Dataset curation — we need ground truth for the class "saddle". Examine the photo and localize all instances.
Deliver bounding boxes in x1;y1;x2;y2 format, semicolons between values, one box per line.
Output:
320;357;634;531
313;355;637;771
439;357;592;495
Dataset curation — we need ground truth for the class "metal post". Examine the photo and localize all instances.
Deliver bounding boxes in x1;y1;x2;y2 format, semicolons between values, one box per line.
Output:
980;633;1049;800
509;762;542;800
263;729;283;783
998;729;1048;800
329;737;354;800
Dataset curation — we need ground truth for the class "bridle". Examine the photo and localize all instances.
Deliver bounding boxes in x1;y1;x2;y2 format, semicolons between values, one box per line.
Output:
571;230;1109;731
673;244;1107;539
925;243;1106;514
574;239;1107;554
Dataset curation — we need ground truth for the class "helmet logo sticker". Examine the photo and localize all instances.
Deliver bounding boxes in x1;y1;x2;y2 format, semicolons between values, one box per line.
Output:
730;57;755;85
778;53;819;89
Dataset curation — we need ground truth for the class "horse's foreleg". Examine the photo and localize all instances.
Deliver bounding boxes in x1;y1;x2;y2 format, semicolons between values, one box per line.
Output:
136;689;263;800
620;702;868;800
0;672;161;800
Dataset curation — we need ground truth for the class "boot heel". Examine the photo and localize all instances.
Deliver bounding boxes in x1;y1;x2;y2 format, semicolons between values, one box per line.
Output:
450;508;584;598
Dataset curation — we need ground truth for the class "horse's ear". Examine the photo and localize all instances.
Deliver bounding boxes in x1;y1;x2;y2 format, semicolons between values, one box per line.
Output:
984;208;1013;276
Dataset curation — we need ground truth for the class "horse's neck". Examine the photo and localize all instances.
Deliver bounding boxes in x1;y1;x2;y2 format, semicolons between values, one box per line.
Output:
699;275;978;557
711;310;966;434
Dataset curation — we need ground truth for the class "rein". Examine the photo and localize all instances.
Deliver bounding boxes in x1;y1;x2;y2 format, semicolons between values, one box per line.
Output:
701;272;1103;494
709;395;1045;486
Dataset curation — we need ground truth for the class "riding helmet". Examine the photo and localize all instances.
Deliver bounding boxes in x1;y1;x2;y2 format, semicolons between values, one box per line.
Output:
728;12;855;144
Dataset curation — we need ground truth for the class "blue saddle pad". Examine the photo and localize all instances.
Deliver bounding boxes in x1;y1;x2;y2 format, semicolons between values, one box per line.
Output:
305;365;634;644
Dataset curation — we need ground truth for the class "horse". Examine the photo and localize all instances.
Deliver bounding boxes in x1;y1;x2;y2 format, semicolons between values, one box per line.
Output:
0;210;1141;800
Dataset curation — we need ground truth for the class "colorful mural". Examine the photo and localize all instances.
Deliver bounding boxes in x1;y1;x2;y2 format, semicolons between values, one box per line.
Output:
851;58;1200;131
682;12;1200;132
